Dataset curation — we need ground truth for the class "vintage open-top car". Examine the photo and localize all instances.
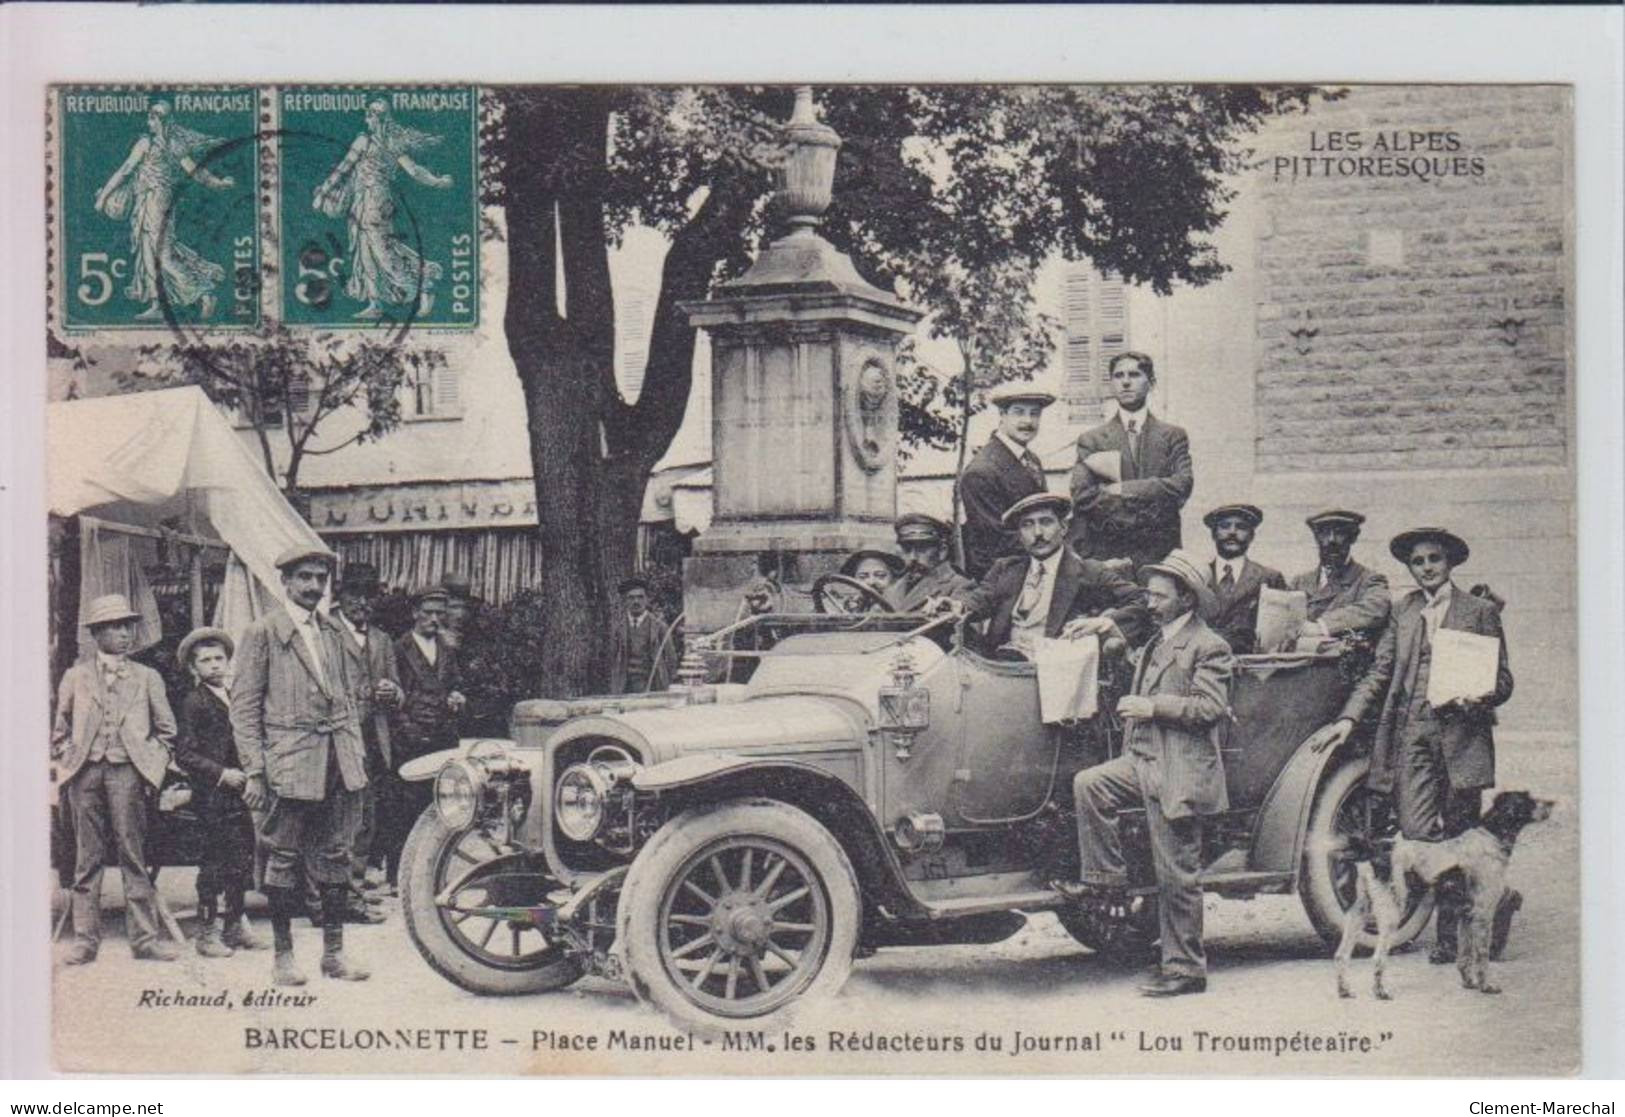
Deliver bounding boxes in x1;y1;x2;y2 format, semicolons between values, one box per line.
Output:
398;606;1430;1033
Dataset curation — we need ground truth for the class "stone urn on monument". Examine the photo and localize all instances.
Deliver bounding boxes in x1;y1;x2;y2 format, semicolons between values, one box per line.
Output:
681;87;923;629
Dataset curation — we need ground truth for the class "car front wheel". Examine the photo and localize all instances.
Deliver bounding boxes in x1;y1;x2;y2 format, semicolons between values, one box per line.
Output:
616;799;861;1035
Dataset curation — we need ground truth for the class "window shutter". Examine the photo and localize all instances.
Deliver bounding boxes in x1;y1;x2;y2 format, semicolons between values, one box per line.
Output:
1063;266;1130;424
432;363;461;417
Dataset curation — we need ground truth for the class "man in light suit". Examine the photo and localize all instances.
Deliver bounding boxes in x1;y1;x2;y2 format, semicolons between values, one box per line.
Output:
1067;352;1194;569
958;382;1055;580
1059;551;1235;997
886;513;973;613
1286;509;1392;646
1308;528;1517;963
51;594;179;964
233;545;370;985
1199;504;1287;654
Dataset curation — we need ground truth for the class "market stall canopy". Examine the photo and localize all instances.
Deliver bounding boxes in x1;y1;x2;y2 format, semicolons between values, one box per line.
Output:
47;386;325;605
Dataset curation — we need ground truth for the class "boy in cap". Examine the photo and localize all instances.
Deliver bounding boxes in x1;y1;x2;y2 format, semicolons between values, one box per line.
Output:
1307;527;1518;962
1199;503;1287;654
887;514;973;613
958;382;1055;580
51;594;180;964
1067;352;1194;568
1285;510;1392;647
175;627;267;957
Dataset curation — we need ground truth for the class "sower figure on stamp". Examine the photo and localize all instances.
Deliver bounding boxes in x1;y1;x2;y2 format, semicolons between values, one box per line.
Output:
387;586;467;886
1056;552;1234;998
1307;528;1519;963
1285;510;1392;648
51;594;180;965
1198;503;1287;654
1067;353;1194;570
174;627;268;958
957;382;1055;581
232;545;370;986
332;562;401;922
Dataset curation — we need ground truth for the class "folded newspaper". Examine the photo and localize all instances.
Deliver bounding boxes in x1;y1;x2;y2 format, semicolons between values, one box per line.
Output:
1426;627;1502;705
1034;634;1100;722
1255;586;1309;652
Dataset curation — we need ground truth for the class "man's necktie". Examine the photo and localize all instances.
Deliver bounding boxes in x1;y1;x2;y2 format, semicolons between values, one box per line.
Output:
1015;563;1046;619
1021;451;1044;487
1219;564;1236;594
1124;417;1141;466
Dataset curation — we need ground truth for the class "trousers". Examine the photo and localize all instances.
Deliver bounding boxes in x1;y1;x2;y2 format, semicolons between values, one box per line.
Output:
1074;753;1206;977
65;761;160;951
257;759;362;891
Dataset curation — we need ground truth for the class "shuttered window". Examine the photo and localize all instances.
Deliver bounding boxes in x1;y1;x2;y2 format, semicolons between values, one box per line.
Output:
1062;265;1130;424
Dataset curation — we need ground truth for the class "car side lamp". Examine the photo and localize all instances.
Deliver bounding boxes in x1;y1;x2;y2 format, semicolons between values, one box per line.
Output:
878;650;930;760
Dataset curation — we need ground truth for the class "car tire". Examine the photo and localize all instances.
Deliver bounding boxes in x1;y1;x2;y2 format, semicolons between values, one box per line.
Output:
1054;899;1160;963
617;798;861;1036
1299;755;1434;950
401;805;584;996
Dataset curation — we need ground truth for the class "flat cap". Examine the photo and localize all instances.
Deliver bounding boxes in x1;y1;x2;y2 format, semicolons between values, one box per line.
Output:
177;626;234;668
1203;503;1264;530
1000;491;1072;528
895;513;952;543
409;583;450;605
1305;509;1365;532
274;543;339;572
988;382;1057;410
1390;527;1469;567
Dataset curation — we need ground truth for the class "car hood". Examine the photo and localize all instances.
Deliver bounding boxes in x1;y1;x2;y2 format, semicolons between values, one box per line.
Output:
548;693;866;765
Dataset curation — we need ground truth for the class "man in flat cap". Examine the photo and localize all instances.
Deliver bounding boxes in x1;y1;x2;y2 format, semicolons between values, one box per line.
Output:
1059;550;1234;997
387;585;467;888
945;492;1148;661
331;562;401;920
1309;528;1518;963
1286;510;1392;646
609;575;678;694
887;513;974;613
1067;352;1194;569
232;544;370;984
1199;504;1287;654
51;594;179;964
958;382;1055;581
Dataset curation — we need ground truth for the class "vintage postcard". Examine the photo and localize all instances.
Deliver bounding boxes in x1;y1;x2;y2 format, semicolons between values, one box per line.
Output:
32;69;1591;1078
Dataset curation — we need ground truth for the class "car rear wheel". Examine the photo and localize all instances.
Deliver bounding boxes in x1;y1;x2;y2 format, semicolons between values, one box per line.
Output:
401;806;584;995
1055;897;1160;962
617;799;860;1035
1299;756;1434;950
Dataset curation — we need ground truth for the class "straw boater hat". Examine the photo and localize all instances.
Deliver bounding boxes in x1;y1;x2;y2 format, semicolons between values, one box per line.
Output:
274;543;338;571
1202;503;1264;531
988;382;1058;410
1139;549;1218;617
1000;491;1072;528
82;593;141;629
1389;527;1470;568
176;626;234;668
839;550;906;578
1304;509;1365;534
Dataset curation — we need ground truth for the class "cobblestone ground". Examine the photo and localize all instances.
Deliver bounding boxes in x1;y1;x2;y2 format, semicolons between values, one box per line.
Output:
53;738;1577;1076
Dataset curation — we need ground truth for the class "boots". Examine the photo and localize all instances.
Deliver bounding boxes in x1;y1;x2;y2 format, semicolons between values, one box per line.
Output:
319;885;370;981
194;899;234;958
268;888;308;987
221;890;269;951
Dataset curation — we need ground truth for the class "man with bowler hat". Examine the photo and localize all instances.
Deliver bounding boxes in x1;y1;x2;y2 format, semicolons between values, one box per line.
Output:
51;594;180;964
887;513;973;613
232;544;370;985
1307;527;1519;962
1286;509;1392;646
958;382;1056;580
1199;503;1287;654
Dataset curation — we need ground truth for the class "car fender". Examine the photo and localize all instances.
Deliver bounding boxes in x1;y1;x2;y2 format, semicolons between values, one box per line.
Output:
398;738;524;782
1248;736;1358;878
637;757;929;921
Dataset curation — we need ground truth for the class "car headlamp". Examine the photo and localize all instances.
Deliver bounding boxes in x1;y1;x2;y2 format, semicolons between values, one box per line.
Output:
555;763;611;841
434;759;482;831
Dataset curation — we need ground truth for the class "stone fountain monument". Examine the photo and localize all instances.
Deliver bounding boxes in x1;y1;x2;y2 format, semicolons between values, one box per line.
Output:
682;88;923;630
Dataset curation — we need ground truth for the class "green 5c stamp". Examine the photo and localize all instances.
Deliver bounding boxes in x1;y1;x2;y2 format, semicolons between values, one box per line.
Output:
57;87;261;331
279;87;479;330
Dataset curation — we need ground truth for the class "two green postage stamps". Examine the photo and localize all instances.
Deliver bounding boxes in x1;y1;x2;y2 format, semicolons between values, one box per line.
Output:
53;86;480;333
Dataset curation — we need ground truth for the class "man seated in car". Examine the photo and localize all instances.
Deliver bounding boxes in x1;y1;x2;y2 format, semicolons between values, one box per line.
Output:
937;492;1149;661
887;513;973;613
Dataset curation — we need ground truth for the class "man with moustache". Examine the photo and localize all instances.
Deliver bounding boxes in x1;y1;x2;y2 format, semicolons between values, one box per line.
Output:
1199;504;1287;654
1057;551;1234;997
1285;510;1392;647
232;545;370;985
1307;528;1518;963
886;513;973;613
1068;352;1194;569
958;383;1055;580
609;576;678;694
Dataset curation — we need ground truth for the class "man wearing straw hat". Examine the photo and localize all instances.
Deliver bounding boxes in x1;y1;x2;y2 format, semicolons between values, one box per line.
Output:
958;381;1056;581
51;593;180;964
232;543;370;985
1057;550;1234;997
1307;527;1518;963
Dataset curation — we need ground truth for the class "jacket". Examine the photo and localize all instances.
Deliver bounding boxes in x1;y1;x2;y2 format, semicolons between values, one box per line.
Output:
1286;560;1392;640
229;608;367;802
1201;556;1288;654
51;657;176;789
1339;584;1514;795
886;562;975;613
395;631;461;763
958;437;1047;580
955;547;1150;654
334;614;400;769
1124;613;1235;819
176;683;244;817
608;610;679;695
1067;413;1194;567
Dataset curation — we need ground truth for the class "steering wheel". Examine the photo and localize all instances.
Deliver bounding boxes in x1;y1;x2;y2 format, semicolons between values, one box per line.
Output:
810;572;894;615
